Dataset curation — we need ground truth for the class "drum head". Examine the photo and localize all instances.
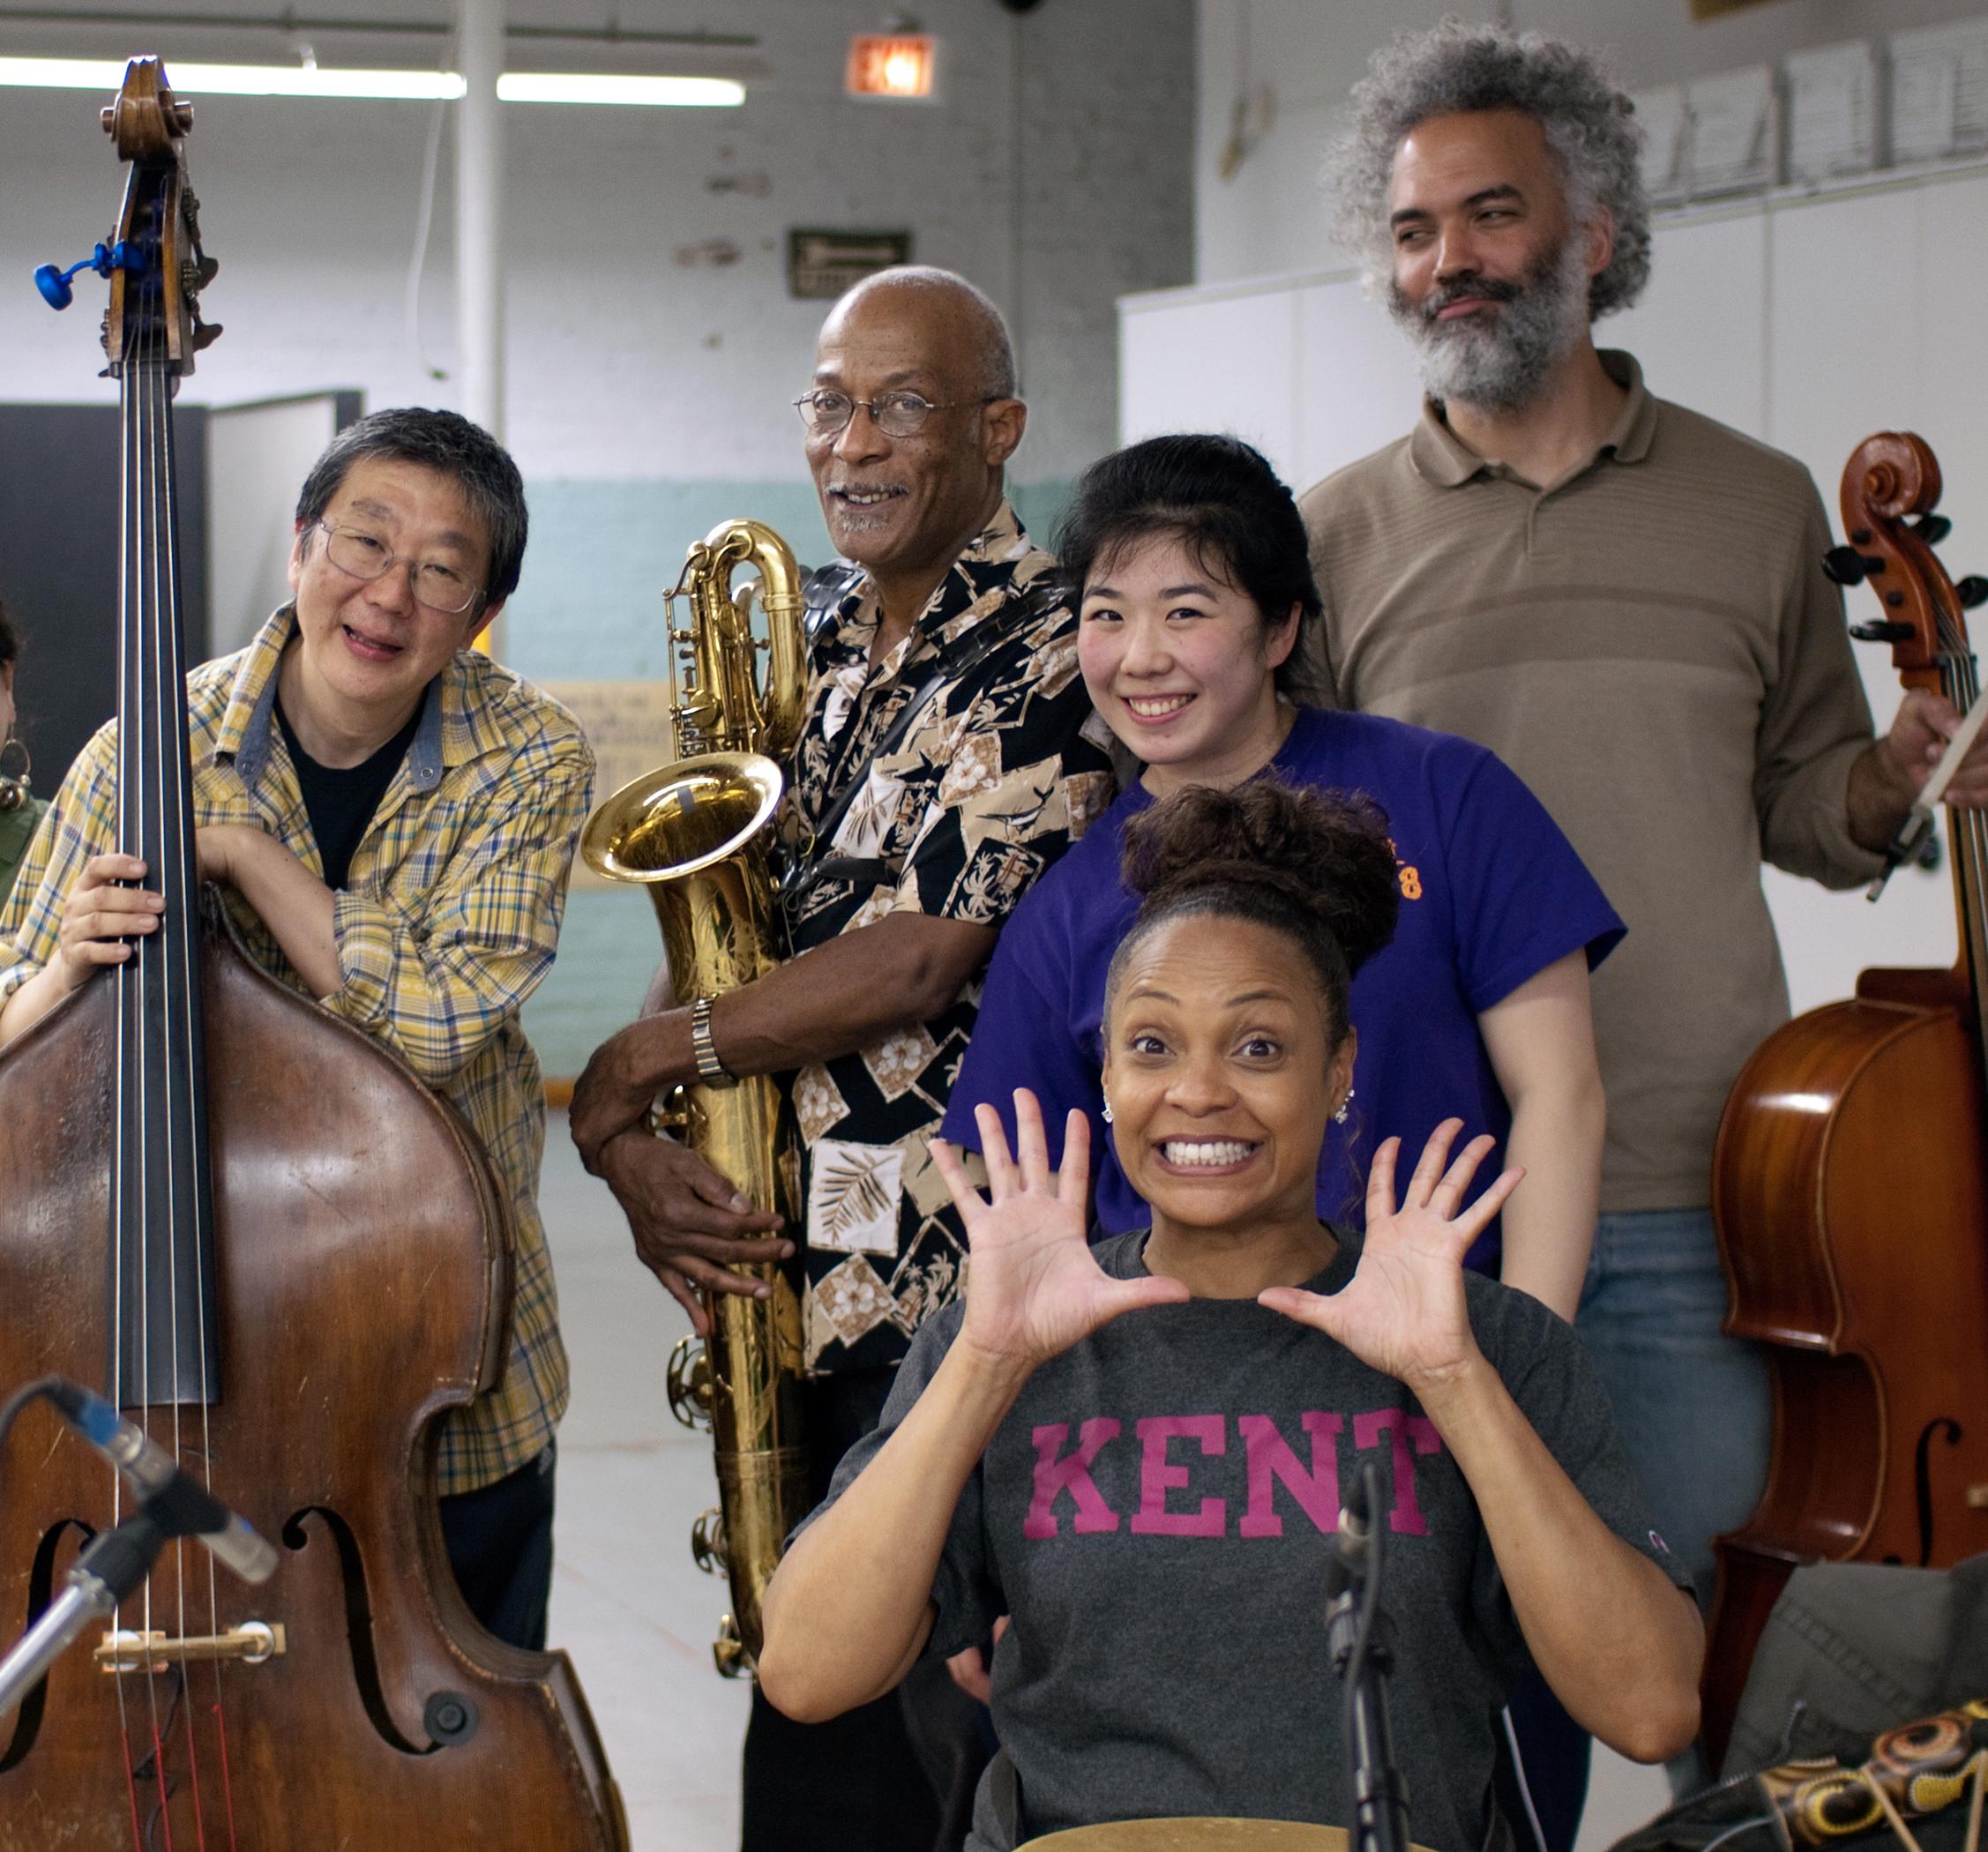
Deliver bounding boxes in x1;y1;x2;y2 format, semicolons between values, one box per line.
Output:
1020;1824;1395;1850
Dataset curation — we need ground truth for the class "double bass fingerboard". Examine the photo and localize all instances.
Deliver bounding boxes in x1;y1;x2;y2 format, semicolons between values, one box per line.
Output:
110;196;219;1412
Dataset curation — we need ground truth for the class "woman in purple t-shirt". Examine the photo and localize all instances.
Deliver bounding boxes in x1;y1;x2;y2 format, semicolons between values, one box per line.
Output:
945;435;1621;1323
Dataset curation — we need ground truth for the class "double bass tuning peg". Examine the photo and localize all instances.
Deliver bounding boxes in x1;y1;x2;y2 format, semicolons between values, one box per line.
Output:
1823;545;1886;586
32;240;139;311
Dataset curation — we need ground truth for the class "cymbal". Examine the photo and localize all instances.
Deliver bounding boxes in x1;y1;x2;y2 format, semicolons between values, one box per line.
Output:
1022;1824;1431;1850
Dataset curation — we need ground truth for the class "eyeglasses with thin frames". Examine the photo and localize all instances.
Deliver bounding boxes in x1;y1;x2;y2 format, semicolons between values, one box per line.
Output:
792;389;998;438
311;520;485;616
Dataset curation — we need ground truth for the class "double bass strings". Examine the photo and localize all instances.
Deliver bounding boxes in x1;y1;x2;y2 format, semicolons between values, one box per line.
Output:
150;272;235;1844
136;288;171;1843
108;212;138;1842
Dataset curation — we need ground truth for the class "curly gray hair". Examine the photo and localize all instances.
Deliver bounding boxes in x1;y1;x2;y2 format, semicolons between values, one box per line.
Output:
1325;19;1650;321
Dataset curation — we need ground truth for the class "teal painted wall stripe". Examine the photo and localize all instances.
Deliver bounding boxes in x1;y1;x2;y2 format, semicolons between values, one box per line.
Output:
508;475;1076;1079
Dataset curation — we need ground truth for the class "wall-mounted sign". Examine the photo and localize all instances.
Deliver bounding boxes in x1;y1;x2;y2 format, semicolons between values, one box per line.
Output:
787;228;913;300
541;679;676;891
848;33;936;99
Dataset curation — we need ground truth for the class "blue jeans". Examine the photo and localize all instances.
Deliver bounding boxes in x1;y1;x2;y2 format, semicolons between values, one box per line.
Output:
1577;1206;1773;1791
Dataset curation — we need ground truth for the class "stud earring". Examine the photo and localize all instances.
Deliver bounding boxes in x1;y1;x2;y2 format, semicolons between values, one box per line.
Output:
1333;1086;1355;1125
1102;1100;1113;1124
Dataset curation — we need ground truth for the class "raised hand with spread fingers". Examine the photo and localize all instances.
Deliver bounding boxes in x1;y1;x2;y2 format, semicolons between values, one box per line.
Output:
929;1089;1191;1374
1259;1117;1518;1394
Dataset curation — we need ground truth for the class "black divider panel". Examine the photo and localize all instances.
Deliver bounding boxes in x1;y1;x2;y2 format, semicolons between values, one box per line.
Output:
0;401;208;798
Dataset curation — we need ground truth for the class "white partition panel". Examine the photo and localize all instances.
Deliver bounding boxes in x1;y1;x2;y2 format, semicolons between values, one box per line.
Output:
207;392;358;662
1119;281;1304;478
1119;160;1988;1016
1606;209;1769;439
1760;179;1974;1007
1293;280;1425;489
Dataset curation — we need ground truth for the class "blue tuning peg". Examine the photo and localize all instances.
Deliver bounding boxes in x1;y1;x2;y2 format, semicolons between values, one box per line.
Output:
33;240;138;311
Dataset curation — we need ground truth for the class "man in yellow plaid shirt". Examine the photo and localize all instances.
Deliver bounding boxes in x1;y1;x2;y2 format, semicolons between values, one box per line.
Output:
0;407;591;1650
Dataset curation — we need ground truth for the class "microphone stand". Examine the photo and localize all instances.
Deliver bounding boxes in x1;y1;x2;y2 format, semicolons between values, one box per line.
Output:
1328;1460;1409;1852
0;1512;167;1718
0;1372;277;1719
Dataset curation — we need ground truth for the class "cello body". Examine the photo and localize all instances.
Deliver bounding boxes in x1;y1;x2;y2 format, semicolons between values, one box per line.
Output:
1703;433;1988;1768
0;907;626;1848
1705;975;1988;1763
0;59;626;1847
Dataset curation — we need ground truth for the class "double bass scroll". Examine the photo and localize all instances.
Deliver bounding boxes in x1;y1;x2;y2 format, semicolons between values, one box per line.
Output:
1702;432;1988;1769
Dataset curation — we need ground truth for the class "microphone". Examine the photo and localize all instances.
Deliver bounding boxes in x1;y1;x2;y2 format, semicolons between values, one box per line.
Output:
1325;1466;1374;1608
46;1381;279;1586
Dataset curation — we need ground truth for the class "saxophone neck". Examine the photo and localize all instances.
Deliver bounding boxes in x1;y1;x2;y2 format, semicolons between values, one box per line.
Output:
669;519;807;762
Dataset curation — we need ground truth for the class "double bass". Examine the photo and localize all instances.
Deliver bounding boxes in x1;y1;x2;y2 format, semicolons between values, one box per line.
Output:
1704;431;1988;1767
0;62;628;1848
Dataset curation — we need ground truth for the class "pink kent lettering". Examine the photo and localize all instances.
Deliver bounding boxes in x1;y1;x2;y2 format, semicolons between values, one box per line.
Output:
1022;1408;1446;1541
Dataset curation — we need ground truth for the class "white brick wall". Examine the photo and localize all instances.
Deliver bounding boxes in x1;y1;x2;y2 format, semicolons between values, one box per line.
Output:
0;0;1193;489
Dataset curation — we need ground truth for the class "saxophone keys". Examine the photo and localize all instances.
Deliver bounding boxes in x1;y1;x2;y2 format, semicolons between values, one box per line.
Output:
691;1506;729;1577
712;1614;750;1679
648;1085;694;1136
666;1333;715;1430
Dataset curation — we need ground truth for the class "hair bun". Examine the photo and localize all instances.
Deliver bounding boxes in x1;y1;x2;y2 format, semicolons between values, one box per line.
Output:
1120;779;1401;978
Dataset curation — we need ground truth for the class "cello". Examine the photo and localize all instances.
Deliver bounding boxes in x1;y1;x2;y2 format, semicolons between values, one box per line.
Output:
1703;430;1988;1768
0;61;628;1848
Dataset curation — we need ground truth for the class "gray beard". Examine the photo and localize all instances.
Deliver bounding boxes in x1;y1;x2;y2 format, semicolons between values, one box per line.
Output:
1389;236;1593;414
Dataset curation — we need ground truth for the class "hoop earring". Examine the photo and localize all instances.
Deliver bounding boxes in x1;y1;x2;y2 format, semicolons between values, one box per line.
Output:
1333;1086;1355;1126
0;733;29;815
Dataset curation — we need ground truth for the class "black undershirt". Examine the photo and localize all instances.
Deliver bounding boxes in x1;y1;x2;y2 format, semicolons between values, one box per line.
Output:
275;693;422;891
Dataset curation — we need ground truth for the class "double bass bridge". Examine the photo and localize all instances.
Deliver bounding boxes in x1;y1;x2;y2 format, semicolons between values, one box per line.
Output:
94;1620;287;1675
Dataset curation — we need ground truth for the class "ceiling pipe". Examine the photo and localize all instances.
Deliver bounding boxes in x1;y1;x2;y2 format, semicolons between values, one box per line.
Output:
456;0;504;652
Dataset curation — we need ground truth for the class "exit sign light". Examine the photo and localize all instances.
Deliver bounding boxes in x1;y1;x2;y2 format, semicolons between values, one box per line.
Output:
848;34;935;100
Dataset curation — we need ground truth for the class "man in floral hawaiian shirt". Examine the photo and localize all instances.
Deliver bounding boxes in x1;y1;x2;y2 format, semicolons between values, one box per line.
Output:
571;266;1112;1852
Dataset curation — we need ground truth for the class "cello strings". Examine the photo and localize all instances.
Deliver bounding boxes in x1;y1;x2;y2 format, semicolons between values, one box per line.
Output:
1933;591;1988;1035
1963;652;1988;1033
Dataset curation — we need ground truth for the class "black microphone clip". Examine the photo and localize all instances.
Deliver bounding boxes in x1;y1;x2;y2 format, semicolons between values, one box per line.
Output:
45;1379;279;1586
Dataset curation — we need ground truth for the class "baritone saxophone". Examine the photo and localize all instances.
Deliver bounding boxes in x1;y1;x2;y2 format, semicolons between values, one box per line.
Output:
579;519;810;1677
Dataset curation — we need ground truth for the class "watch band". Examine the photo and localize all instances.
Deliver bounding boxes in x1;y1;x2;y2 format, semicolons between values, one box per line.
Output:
691;995;737;1088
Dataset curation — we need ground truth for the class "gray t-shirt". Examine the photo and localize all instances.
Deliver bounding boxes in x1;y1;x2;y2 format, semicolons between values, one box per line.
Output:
812;1228;1690;1852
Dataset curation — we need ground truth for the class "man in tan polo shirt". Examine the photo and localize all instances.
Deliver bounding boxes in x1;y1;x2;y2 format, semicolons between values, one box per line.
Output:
1301;16;1988;1813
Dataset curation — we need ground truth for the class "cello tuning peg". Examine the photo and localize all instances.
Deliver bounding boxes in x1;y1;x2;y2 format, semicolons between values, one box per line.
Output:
1823;545;1886;586
1956;576;1988;610
1913;514;1953;545
1850;619;1915;644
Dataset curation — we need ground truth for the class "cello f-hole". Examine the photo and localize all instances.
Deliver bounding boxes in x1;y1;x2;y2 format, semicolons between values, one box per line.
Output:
1916;1418;1964;1565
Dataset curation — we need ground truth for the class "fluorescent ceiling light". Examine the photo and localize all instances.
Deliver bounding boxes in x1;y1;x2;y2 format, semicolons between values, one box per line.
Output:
0;56;465;99
497;72;744;106
0;58;745;106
